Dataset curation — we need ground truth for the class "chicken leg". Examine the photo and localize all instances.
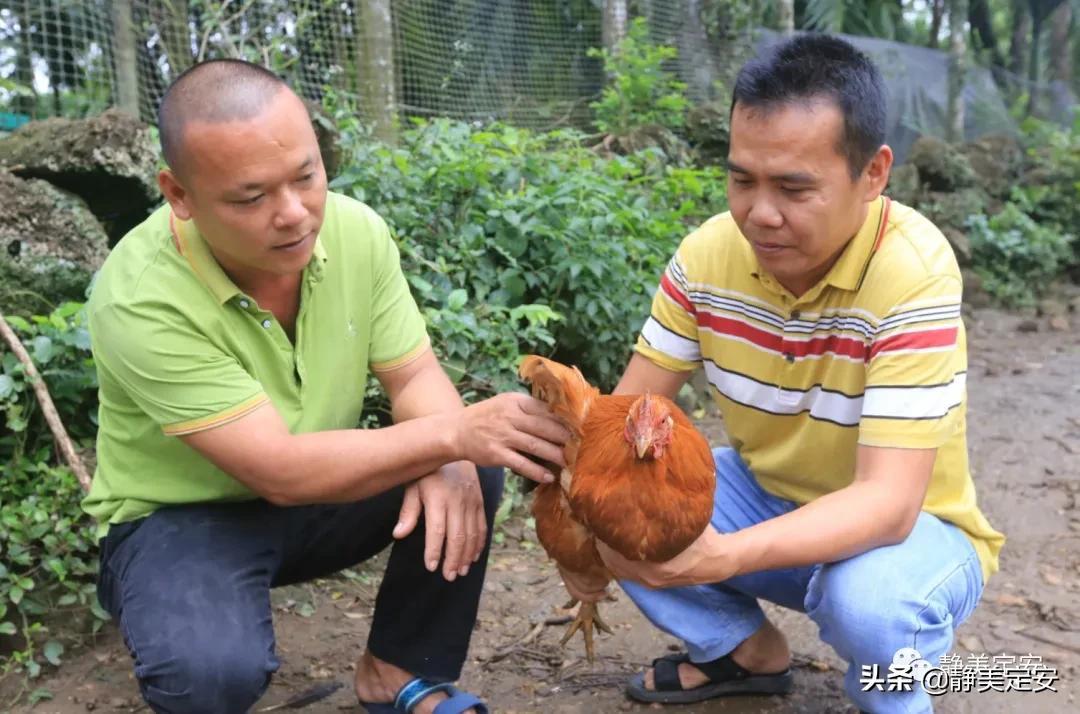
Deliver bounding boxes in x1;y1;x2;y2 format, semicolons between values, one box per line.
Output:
560;598;614;663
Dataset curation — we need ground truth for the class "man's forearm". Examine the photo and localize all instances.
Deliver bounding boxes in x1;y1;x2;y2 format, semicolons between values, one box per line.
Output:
388;363;465;423
231;410;464;505
715;481;912;579
265;359;466;503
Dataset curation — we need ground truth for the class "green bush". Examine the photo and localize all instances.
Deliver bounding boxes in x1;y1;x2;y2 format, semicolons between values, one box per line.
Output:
587;17;689;136
966;203;1075;306
1014;116;1080;277
0;303;104;680
328;113;726;393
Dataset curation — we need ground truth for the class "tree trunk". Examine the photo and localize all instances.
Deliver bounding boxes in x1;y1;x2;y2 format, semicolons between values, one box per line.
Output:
947;0;968;142
1009;0;1030;75
1048;1;1071;85
603;0;628;52
358;0;397;144
676;0;718;101
777;0;795;34
969;0;1005;67
929;0;945;48
13;3;37;116
111;0;140;117
156;0;191;78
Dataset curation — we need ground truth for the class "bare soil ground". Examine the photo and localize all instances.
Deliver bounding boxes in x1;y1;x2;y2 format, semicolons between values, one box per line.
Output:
4;307;1078;713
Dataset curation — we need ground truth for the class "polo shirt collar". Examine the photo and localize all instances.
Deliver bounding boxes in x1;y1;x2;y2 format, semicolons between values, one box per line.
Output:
169;211;329;304
823;195;890;292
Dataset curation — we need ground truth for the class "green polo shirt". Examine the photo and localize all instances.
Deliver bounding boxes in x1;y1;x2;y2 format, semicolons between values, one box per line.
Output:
82;192;429;529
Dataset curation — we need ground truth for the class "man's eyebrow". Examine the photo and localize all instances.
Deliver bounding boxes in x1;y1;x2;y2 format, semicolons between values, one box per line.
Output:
725;161;817;185
773;172;817;185
234;156;314;192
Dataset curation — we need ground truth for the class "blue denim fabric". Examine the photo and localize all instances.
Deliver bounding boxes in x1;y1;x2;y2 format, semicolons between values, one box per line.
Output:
620;448;984;714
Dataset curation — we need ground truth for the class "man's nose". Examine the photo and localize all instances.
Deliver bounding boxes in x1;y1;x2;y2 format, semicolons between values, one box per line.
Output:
273;189;307;230
747;196;783;229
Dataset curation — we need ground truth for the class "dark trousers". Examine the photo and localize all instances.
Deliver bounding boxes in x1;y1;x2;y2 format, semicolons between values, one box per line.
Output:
96;467;505;714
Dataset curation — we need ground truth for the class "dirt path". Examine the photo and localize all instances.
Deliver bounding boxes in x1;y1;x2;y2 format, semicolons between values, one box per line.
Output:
4;307;1078;713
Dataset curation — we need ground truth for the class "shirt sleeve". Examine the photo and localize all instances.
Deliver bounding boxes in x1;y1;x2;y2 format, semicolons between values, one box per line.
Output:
90;301;268;436
858;274;966;449
366;213;430;371
633;247;702;372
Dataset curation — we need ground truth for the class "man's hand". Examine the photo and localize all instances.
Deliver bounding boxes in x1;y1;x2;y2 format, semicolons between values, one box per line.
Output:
455;392;571;484
393;461;489;581
597;528;735;590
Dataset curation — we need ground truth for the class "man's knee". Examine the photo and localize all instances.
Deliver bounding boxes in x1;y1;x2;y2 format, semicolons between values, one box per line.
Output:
804;558;933;662
136;637;277;714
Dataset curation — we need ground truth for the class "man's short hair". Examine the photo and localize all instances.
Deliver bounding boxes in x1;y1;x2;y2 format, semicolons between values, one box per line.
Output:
157;59;290;175
731;34;886;179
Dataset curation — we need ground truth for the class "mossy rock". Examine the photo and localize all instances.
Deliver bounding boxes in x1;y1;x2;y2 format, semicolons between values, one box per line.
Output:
0;109;160;247
686;99;730;165
962;134;1024;200
919;188;992;267
596;124;693;166
908;136;977;192
0;171;107;316
886;163;922;207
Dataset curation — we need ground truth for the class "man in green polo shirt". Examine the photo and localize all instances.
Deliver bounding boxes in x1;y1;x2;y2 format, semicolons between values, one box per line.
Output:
85;59;569;714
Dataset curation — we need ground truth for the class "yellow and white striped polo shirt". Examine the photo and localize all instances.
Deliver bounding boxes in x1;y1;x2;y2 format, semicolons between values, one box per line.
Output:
636;196;1004;583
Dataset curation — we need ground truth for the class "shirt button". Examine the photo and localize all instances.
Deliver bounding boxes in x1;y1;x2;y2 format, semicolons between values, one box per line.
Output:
791;310;801;319
785;352;795;363
239;299;250;309
262;319;272;329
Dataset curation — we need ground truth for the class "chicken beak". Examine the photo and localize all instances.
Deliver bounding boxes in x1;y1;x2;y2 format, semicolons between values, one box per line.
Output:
635;435;651;459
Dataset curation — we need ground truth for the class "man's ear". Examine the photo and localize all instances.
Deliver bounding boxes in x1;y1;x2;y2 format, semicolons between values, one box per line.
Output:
862;144;894;202
158;168;193;220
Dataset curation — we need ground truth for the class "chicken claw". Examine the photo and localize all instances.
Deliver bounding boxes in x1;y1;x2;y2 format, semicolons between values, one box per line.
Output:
559;598;614;663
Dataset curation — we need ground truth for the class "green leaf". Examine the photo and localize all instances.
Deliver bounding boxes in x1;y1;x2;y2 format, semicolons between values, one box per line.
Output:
0;374;14;399
447;289;468;311
0;621;16;636
9;586;23;605
57;593;78;607
28;688;53;705
42;640;63;666
90;599;111;621
5;315;31;331
26;659;41;678
31;336;55;364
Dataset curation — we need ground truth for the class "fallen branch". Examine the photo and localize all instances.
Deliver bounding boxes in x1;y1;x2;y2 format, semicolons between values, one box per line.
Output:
0;309;92;492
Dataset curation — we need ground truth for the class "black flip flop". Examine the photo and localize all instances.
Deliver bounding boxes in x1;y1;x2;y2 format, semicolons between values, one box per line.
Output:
626;651;794;704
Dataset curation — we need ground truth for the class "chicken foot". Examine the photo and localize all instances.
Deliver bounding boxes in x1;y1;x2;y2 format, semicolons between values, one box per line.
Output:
560;598;614;663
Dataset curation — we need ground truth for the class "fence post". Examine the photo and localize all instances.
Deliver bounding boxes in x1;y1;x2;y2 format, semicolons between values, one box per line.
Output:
111;0;140;117
603;0;628;52
947;0;968;141
358;0;397;144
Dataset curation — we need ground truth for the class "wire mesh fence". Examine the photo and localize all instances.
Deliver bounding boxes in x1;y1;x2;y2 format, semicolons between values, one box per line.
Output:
0;1;1074;144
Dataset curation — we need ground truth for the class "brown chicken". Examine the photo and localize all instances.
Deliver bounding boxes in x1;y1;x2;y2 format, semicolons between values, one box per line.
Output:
518;355;716;662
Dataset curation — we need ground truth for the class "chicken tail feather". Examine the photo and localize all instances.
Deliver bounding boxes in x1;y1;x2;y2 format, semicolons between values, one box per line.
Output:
518;355;598;433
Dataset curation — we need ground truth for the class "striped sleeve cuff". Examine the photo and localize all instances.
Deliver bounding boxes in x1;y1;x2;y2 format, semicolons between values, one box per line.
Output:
370;334;431;372
162;392;270;436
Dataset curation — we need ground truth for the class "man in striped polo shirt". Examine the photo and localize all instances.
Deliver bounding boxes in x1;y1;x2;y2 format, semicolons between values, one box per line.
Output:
584;35;1004;713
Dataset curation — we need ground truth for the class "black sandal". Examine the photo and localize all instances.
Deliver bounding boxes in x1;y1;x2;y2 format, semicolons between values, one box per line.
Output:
626;651;793;704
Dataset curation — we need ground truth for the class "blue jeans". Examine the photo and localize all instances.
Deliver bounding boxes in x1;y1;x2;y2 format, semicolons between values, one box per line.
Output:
620;448;984;714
